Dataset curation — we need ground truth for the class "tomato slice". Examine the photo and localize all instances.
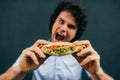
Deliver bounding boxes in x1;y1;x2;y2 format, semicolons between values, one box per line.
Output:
49;46;58;50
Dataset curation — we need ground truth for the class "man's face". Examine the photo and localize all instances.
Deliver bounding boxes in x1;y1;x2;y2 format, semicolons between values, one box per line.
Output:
51;10;78;42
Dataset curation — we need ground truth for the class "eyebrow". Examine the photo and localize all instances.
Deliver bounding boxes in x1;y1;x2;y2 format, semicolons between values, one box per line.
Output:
59;18;64;21
59;18;77;26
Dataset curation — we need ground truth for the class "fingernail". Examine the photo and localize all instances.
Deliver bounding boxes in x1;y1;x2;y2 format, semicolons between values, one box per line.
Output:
36;62;39;65
77;53;80;56
80;63;83;66
42;55;46;58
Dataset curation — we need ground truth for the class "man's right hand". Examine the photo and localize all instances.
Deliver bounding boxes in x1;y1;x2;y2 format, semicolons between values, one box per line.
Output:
18;40;50;73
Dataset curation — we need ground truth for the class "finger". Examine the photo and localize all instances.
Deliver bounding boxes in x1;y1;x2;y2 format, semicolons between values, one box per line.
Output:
33;40;50;47
73;40;92;47
23;50;39;65
72;53;83;63
80;53;100;66
27;47;46;58
77;47;94;57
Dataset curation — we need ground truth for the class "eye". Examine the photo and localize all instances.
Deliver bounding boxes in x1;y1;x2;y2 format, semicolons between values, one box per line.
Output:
68;24;77;29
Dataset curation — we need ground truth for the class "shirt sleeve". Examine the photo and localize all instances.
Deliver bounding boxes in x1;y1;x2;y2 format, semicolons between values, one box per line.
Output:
84;67;103;78
12;55;21;67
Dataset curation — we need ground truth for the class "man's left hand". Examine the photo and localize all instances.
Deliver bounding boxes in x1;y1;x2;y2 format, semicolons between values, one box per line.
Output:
73;40;100;74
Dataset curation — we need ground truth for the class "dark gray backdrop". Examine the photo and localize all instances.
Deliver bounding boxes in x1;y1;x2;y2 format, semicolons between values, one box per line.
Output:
0;0;120;79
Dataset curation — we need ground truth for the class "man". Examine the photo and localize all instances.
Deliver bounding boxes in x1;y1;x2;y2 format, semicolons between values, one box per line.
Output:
0;1;114;80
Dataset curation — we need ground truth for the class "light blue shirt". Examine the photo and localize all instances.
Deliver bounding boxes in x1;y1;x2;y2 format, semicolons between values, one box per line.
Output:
13;54;91;80
32;55;83;80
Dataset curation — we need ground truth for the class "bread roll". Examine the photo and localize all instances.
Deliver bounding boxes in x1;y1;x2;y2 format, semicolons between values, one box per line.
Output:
41;42;83;56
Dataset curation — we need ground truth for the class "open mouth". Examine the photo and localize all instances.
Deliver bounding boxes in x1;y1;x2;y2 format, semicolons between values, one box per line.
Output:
56;33;65;41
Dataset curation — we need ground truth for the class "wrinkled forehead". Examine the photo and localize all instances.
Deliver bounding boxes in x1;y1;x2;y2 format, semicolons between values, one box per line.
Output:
57;10;77;27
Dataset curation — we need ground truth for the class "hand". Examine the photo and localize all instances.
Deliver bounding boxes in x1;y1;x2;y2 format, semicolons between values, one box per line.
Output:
18;40;50;73
72;40;100;74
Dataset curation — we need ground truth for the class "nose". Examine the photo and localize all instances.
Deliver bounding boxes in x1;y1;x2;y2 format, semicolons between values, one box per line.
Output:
60;24;68;33
59;25;68;36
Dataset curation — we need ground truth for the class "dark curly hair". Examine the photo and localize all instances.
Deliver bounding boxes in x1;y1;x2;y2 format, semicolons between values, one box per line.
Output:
49;1;87;41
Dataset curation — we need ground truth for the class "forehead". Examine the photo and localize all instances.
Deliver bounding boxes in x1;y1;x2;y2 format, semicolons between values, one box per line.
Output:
57;10;77;26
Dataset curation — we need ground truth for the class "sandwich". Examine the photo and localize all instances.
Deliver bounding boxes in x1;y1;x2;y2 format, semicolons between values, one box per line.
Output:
41;42;84;56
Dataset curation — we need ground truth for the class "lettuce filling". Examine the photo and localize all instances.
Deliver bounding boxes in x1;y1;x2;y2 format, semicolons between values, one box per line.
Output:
45;46;75;56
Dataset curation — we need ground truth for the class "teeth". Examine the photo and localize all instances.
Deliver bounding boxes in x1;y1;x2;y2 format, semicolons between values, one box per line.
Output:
56;33;64;40
58;33;64;37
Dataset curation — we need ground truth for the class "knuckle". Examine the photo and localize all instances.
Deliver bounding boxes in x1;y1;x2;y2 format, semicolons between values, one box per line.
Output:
37;39;46;42
36;40;42;43
91;48;95;53
84;40;90;43
86;40;89;42
87;41;91;45
88;56;93;60
35;39;48;45
75;40;80;43
97;54;100;59
34;47;39;52
22;48;27;53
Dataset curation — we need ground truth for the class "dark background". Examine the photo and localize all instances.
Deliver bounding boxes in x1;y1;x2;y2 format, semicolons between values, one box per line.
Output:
0;0;120;80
